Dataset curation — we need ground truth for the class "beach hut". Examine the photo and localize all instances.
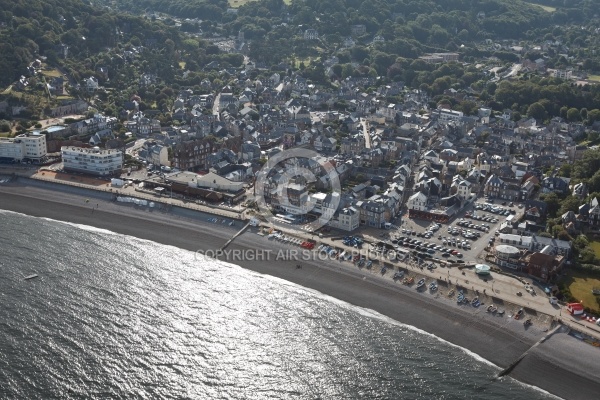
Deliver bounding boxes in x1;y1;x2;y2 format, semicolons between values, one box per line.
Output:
567;303;584;316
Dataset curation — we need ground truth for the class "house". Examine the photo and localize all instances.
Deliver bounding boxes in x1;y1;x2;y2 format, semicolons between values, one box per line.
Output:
572;182;587;199
524;247;565;282
355;196;391;228
524;200;548;222
304;29;319;40
329;207;360;232
407;192;427;212
423;150;439;163
484;174;520;201
451;176;472;200
541;176;570;195
589;197;600;228
351;24;366;36
85;76;99;92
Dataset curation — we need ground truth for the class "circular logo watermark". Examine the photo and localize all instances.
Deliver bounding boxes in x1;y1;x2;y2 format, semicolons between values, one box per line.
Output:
254;148;341;232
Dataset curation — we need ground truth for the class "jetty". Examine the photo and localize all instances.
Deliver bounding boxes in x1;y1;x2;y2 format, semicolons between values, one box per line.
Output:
497;323;562;378
219;221;251;251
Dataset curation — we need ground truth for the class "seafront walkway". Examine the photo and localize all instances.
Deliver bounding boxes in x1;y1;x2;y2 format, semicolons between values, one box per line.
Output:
2;165;599;340
1;166;243;221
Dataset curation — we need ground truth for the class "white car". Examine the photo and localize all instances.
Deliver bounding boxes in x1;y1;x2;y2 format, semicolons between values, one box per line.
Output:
549;296;558;305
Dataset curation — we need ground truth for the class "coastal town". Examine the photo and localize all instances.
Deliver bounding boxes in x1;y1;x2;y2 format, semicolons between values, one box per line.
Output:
3;51;600;338
3;1;600;398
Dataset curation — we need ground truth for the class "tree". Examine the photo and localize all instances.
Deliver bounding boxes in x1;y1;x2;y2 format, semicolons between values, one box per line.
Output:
567;107;581;122
573;234;589;250
559;195;581;216
587;109;600;125
527;102;546;120
541;192;561;218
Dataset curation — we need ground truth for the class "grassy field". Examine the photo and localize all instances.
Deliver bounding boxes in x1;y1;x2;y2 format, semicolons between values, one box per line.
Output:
588;75;600;82
565;271;600;312
589;241;600;258
228;0;290;7
228;0;257;7
527;2;557;12
41;69;62;78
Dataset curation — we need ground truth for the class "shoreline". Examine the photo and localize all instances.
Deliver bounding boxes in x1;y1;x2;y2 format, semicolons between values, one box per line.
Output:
1;180;599;399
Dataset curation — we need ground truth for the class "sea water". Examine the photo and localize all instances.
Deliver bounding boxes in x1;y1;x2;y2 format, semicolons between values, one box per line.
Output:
0;211;558;399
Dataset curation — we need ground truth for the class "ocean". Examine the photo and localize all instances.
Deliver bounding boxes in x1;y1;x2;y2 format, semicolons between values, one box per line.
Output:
0;210;558;399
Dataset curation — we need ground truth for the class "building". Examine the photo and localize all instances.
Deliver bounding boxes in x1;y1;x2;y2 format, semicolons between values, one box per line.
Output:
144;170;246;204
523;246;565;282
172;139;216;171
484;174;521;201
304;29;319;40
407;192;428;212
435;108;463;122
493;244;521;269
552;69;572;80
61;146;123;176
419;53;459;64
498;233;571;257
139;142;170;167
330;207;360;232
0;133;47;162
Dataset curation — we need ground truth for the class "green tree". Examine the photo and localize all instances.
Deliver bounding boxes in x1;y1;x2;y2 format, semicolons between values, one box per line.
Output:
567;107;581;122
541;192;560;218
559;195;581;216
527;102;546;120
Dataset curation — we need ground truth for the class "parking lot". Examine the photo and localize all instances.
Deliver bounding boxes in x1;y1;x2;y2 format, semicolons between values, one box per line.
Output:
387;198;522;264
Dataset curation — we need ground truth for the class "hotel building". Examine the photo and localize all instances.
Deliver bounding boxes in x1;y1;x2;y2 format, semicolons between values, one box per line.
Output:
61;146;123;176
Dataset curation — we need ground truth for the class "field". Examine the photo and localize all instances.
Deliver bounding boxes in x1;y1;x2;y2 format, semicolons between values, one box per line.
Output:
228;0;254;6
589;240;600;258
565;271;600;312
588;75;600;82
41;69;62;78
228;0;291;7
526;2;557;12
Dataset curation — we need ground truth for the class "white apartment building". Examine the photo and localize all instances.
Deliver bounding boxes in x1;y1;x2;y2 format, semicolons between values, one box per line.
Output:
436;108;464;122
0;133;47;161
61;146;123;176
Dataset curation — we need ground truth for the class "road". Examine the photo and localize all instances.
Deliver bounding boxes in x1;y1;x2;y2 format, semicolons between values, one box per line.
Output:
126;138;147;156
360;118;371;149
212;93;221;121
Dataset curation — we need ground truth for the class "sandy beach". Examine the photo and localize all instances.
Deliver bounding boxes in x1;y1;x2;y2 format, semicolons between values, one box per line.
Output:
1;177;599;399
